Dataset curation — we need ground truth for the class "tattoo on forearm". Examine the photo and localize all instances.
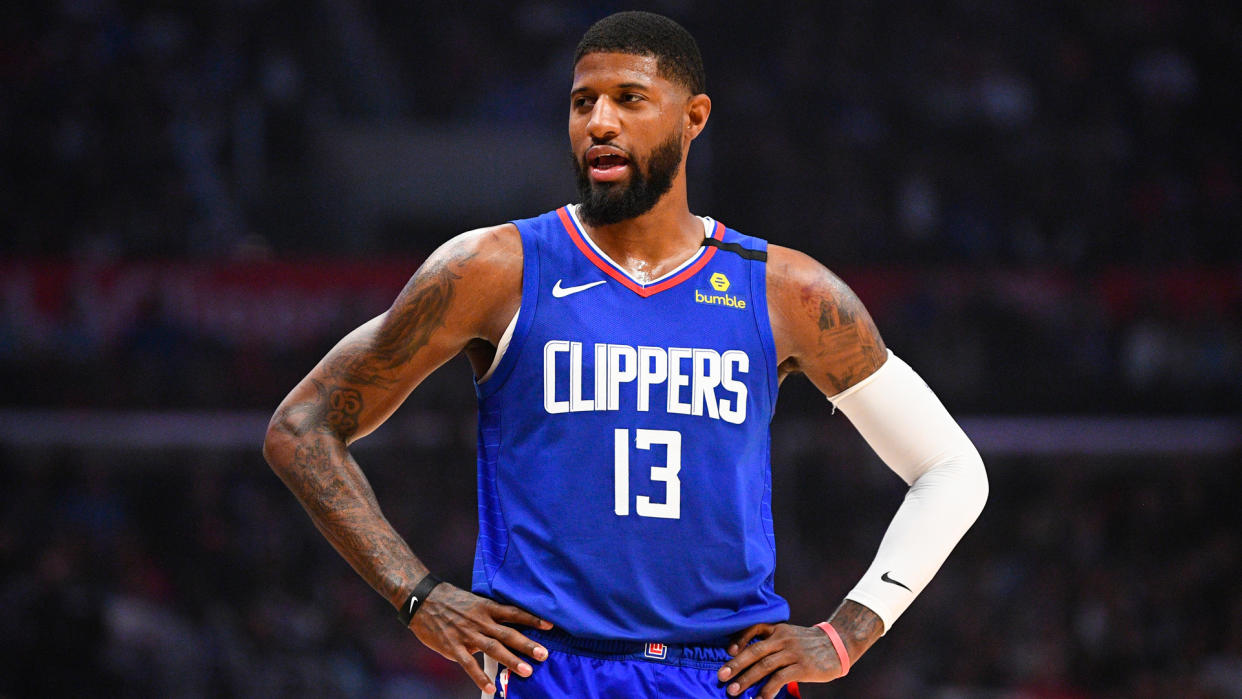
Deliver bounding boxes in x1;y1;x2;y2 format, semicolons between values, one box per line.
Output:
829;599;885;661
267;378;420;602
282;432;419;603
324;250;476;389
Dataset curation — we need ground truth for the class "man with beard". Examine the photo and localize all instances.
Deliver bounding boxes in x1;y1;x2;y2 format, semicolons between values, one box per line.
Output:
264;11;988;699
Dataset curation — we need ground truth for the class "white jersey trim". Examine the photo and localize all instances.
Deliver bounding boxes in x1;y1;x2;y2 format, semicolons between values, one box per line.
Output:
479;306;521;384
567;204;714;287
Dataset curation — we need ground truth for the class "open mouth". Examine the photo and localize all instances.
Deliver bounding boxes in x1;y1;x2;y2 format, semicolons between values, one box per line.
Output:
586;146;631;182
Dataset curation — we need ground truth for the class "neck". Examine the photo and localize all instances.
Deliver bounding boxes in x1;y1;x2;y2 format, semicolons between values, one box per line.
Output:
579;180;703;283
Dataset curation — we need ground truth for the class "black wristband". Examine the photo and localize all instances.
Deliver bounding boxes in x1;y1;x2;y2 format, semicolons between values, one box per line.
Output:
396;573;443;626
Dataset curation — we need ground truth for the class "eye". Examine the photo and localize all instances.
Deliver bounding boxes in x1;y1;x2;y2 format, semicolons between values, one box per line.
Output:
572;95;595;109
621;92;645;103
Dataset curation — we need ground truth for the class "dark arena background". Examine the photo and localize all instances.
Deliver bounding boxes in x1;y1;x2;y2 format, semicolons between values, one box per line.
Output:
2;2;1241;697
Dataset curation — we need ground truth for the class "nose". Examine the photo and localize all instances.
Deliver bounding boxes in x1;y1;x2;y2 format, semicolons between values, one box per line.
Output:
586;96;621;141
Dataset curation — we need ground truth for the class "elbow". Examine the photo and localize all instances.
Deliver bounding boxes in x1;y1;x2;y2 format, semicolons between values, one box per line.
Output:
912;443;988;524
262;409;299;475
261;423;280;470
966;446;989;520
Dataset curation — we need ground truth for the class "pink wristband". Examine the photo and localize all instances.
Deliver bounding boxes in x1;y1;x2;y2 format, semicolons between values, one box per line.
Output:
815;621;851;677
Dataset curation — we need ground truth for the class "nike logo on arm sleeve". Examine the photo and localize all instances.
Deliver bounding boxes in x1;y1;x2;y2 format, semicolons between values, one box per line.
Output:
880;571;911;592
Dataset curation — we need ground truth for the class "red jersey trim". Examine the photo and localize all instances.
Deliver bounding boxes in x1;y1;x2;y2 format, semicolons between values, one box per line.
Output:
556;206;723;298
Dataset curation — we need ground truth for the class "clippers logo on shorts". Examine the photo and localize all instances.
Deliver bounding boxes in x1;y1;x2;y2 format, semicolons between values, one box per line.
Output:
644;642;668;660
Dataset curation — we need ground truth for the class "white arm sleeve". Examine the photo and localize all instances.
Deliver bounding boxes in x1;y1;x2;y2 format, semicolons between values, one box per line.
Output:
827;350;988;633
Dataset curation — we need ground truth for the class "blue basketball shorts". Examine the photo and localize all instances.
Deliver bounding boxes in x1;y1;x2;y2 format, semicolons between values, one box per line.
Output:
482;627;796;698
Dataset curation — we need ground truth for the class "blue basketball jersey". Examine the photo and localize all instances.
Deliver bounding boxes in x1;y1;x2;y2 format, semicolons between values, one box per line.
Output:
472;206;789;643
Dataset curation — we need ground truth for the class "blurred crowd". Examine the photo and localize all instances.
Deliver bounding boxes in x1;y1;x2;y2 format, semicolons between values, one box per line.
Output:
3;1;1239;264
3;259;1238;413
2;437;1240;697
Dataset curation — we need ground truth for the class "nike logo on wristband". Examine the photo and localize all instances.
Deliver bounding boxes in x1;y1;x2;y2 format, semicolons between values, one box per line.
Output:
881;571;912;591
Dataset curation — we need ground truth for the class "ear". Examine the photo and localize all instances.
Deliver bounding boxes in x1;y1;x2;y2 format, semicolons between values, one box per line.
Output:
684;93;712;142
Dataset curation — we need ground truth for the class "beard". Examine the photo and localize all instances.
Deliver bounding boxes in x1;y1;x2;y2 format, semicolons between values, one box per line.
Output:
573;130;683;227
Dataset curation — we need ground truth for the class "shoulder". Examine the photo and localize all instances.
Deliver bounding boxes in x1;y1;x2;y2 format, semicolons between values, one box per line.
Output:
387;222;522;344
764;244;888;395
430;222;522;272
765;244;858;323
411;222;522;290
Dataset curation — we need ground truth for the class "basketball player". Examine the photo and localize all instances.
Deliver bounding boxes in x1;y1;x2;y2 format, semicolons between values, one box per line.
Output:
264;11;987;698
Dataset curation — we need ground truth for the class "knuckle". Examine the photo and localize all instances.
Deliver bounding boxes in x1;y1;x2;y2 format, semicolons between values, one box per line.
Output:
738;669;762;689
762;674;791;699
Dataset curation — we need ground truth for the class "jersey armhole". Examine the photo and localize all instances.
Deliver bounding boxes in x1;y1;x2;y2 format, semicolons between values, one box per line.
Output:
478;307;520;383
475;223;539;399
746;234;779;415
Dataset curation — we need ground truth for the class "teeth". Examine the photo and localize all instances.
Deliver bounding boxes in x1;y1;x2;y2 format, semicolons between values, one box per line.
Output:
589;152;627;169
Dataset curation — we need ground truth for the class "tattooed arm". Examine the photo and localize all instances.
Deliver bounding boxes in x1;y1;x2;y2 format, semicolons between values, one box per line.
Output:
766;247;889;668
263;224;552;695
765;245;888;394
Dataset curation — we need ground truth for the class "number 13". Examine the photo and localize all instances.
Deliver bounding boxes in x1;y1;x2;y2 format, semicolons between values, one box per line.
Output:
614;428;681;519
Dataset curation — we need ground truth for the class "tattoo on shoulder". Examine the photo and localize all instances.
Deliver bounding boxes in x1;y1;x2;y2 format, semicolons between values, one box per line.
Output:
803;275;886;392
326;249;478;389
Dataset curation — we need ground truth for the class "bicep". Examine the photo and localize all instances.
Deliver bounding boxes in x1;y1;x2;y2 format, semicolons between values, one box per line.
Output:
767;245;887;397
306;307;463;443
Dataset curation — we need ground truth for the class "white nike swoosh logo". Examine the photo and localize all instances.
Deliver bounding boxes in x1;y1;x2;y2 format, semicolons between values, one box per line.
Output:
552;279;606;298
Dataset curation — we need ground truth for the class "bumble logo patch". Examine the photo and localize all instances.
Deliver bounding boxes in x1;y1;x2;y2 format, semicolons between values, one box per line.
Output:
695;272;746;309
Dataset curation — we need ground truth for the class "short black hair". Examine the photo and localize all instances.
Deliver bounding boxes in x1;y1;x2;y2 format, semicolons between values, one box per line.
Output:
573;11;706;96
